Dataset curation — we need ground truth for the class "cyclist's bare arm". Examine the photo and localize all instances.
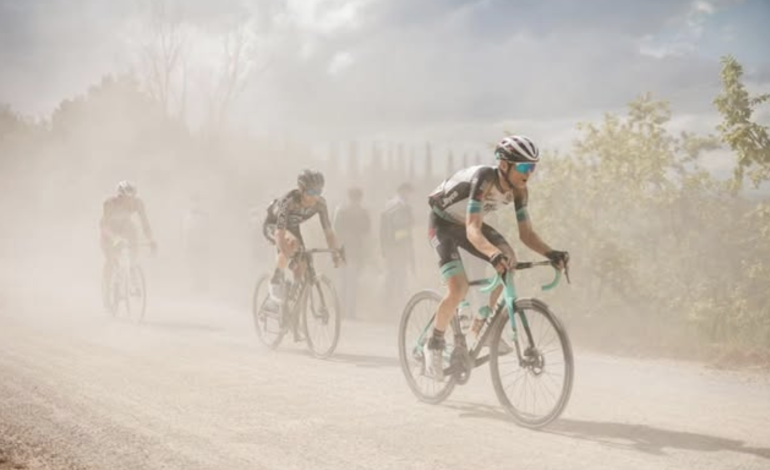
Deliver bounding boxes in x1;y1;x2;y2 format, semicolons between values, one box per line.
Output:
317;199;340;252
465;177;512;261
517;218;552;256
135;199;155;242
324;229;340;251
514;193;552;257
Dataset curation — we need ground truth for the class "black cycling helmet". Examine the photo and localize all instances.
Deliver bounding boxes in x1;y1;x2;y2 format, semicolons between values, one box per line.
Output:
297;169;325;192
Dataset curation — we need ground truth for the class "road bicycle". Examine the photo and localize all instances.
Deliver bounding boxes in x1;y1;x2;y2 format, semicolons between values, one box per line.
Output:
252;247;343;358
398;261;574;428
104;239;149;323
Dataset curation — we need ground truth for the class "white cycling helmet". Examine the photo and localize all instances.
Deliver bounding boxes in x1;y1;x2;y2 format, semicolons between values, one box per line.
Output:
116;180;137;196
495;135;540;163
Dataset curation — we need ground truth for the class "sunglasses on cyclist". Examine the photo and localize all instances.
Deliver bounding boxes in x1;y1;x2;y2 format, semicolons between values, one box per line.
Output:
305;188;322;197
514;162;537;174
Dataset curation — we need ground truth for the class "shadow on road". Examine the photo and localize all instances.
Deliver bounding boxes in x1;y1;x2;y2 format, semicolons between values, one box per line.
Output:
327;353;400;369
445;401;770;460
549;418;770;460
278;349;399;369
140;320;223;333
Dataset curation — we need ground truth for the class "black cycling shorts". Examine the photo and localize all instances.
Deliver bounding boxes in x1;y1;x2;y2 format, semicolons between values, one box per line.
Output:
263;222;304;249
427;210;511;280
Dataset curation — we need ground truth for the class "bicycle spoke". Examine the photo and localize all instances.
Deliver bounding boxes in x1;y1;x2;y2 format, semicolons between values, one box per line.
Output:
491;300;573;427
399;291;456;403
539;377;558;404
504;371;527;396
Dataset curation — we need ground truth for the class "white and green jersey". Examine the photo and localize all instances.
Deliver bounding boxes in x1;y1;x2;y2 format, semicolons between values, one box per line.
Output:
428;165;528;224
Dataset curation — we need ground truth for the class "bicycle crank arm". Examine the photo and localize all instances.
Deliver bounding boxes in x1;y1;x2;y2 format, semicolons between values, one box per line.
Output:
474;354;491;368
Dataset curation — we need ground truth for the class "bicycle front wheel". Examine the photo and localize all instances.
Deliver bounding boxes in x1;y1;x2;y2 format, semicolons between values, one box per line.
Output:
302;275;341;358
398;290;457;404
489;298;574;428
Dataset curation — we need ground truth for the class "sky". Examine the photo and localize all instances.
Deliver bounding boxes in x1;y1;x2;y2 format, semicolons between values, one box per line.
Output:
1;0;768;154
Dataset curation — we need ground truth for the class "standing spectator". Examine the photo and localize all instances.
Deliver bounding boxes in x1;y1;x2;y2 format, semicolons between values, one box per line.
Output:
380;182;415;314
333;187;372;319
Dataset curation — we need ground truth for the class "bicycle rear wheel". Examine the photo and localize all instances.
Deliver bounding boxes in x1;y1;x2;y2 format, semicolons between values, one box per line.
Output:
398;290;457;404
252;274;286;349
489;298;574;428
302;275;341;358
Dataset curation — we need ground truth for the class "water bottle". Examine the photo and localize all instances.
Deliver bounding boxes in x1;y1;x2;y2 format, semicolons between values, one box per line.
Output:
457;300;472;335
471;305;493;338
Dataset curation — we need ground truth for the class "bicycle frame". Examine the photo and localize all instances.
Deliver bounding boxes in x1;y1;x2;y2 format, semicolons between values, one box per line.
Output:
281;248;339;335
110;240;135;292
416;261;563;375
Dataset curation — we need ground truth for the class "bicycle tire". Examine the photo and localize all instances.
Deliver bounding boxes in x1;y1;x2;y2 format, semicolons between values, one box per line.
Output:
398;290;457;404
489;298;574;428
302;275;341;358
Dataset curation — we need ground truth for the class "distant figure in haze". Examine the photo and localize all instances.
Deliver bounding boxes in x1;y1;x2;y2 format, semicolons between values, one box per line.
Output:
380;182;415;314
100;181;157;310
333;187;372;319
182;193;211;293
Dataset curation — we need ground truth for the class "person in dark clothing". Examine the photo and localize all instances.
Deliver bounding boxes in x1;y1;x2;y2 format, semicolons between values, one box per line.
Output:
333;187;372;319
380;182;415;314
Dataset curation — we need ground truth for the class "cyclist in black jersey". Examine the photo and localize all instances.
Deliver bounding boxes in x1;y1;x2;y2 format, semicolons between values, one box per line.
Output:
262;169;343;310
423;135;570;381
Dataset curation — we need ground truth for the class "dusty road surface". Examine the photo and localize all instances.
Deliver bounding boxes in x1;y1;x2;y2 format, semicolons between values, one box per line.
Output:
1;299;769;470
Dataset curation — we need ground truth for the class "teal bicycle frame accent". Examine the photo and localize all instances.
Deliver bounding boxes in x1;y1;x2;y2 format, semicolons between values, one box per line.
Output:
414;265;563;353
480;268;563;339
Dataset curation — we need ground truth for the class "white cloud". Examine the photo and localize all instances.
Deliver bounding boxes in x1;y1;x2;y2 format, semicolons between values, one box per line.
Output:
693;1;716;15
286;0;368;35
2;0;768;141
327;51;354;76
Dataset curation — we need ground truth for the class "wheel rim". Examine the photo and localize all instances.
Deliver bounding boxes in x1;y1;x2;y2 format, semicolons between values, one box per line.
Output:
399;291;457;403
492;303;573;427
304;277;340;357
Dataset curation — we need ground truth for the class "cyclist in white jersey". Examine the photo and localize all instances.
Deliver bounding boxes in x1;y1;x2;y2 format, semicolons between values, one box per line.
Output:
423;135;569;381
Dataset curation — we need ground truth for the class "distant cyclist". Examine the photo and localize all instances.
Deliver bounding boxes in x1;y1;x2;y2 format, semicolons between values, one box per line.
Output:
262;169;344;311
424;135;569;381
100;181;157;309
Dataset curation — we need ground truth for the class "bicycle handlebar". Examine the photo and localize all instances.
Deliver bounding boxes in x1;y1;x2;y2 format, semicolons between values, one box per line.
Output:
290;246;346;264
479;260;567;295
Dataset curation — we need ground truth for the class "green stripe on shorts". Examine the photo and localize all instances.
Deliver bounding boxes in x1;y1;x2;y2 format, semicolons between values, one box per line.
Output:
440;260;465;280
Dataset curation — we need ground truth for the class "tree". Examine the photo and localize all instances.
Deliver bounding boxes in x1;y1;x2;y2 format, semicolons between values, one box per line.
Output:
714;55;770;188
140;0;189;120
205;21;267;132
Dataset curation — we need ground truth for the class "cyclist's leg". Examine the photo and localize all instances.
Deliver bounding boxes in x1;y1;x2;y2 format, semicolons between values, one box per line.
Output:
425;213;469;379
287;227;306;280
457;224;514;347
126;228;140;293
442;221;514;312
267;225;302;301
262;224;285;305
477;224;514;310
430;213;470;329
